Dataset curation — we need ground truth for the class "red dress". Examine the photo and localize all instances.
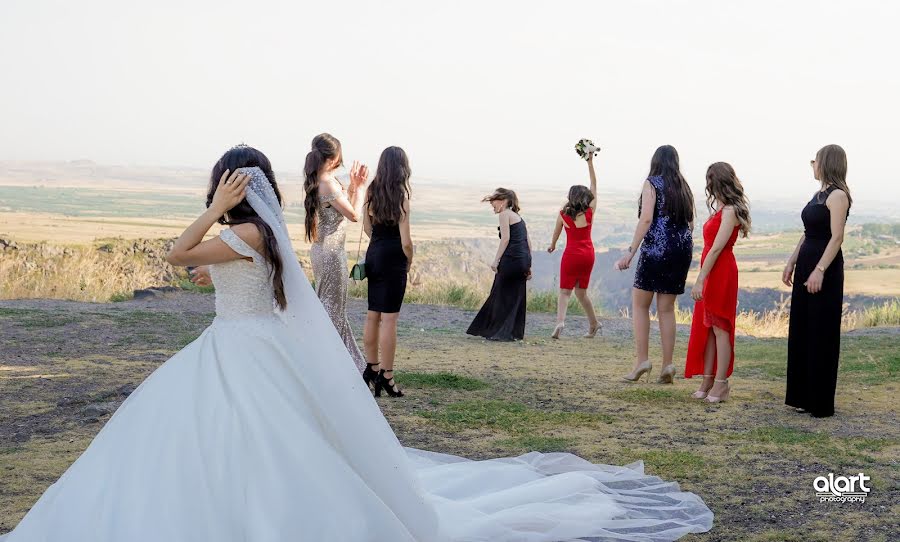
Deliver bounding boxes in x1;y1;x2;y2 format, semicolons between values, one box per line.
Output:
685;209;739;378
559;208;596;289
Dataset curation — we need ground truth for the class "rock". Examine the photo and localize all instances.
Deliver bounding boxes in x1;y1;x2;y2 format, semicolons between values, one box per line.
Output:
133;286;180;300
0;238;18;250
80;402;117;417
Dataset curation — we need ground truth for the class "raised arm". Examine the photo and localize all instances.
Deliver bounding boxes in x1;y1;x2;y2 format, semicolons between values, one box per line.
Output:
399;197;414;271
166;170;259;266
691;207;737;300
804;190;849;294
587;153;598;210
492;211;511;272
548;214;564;253
615;181;655;270
320;162;369;222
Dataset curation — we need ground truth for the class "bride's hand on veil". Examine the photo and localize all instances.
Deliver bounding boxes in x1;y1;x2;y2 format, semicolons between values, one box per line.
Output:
211;170;251;214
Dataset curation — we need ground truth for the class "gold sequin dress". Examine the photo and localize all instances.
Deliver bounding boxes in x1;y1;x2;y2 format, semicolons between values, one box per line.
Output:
310;193;366;373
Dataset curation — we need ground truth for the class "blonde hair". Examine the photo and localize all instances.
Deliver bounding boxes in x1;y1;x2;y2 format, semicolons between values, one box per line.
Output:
482;187;521;213
705;162;751;238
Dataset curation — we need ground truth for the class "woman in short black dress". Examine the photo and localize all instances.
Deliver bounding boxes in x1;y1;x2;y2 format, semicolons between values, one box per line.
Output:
784;145;851;418
467;188;532;341
615;145;694;384
363;147;413;398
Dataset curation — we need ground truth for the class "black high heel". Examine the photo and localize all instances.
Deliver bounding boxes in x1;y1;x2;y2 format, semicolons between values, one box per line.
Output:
374;369;404;398
363;363;379;392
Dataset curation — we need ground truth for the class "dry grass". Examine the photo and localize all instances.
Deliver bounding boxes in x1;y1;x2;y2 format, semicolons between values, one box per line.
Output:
0;239;179;302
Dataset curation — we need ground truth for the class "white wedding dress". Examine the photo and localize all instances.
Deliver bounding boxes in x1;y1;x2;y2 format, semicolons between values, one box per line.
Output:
0;169;713;542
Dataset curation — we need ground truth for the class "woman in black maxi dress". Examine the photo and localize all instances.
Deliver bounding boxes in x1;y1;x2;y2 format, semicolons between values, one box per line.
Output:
468;190;532;341
785;146;852;418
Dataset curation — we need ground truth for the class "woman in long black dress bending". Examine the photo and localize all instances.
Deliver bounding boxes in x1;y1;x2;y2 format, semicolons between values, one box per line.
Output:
363;147;413;398
784;144;851;418
467;188;532;341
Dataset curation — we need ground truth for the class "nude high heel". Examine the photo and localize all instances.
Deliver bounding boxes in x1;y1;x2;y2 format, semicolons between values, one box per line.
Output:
656;365;676;384
705;379;731;403
551;322;565;339
623;361;652;382
583;321;602;338
691;375;715;399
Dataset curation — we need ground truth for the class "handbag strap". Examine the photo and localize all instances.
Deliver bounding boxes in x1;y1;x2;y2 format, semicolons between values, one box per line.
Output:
354;222;364;263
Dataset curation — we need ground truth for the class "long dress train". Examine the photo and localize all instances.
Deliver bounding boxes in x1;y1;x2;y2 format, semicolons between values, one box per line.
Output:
1;169;713;541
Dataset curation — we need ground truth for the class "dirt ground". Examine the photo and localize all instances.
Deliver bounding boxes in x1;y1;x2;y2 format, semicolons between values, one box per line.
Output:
1;293;897;541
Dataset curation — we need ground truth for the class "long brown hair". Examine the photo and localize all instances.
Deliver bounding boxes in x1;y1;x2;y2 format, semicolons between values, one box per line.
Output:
367;146;411;225
642;145;695;225
815;144;852;208
705;162;751;238
208;146;287;310
482;188;521;213
303;133;343;242
562;185;592;219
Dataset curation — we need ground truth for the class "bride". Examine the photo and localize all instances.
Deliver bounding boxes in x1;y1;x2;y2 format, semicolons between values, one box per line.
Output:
1;146;713;541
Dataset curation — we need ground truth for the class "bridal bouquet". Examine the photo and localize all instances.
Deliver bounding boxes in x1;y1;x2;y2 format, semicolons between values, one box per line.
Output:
575;139;600;160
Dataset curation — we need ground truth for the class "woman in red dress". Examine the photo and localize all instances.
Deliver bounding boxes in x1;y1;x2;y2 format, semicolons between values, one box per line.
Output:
548;153;600;338
685;162;751;402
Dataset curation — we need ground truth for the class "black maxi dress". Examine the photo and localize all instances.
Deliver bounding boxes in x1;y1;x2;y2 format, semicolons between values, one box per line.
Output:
785;186;846;418
467;220;532;341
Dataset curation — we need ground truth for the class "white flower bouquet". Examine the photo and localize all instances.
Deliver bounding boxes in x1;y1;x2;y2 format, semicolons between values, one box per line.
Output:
575;139;600;160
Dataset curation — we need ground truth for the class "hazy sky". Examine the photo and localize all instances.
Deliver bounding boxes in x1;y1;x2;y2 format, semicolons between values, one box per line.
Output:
1;0;898;204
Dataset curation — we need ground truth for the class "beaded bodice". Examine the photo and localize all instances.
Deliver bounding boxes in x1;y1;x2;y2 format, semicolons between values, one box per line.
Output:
210;228;276;319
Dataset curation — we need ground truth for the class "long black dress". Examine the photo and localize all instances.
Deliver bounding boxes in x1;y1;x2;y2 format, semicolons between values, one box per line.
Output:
366;222;408;313
786;186;846;418
467;220;532;341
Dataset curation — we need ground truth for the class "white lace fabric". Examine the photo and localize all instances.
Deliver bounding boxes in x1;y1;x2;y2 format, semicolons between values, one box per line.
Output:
211;228;275;319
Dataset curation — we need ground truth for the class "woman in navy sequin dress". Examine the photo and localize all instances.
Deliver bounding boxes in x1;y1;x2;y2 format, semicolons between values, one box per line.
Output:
616;146;694;384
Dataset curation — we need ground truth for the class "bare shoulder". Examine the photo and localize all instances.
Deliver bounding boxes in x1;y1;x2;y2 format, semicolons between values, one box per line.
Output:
229;223;264;252
318;177;342;196
721;205;737;215
827;188;849;204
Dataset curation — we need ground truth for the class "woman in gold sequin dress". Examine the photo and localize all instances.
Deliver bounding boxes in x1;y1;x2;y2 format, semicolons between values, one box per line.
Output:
303;134;371;380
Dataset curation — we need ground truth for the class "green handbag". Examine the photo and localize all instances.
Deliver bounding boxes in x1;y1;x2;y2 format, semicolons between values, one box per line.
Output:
349;225;366;281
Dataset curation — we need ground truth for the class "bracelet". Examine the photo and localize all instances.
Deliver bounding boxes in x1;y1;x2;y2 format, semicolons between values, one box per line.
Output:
816;265;825;272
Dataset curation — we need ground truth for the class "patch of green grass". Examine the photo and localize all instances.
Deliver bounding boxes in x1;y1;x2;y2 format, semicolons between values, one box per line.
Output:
395;371;489;390
639;449;708;480
176;278;215;294
0;308;78;328
744;426;828;445
746;530;830;542
497;435;574;452
420;399;613;434
0;446;25;455
109;292;132;302
607;387;691;403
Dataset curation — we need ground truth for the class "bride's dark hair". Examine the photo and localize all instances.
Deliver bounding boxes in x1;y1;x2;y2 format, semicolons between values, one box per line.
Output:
207;145;287;310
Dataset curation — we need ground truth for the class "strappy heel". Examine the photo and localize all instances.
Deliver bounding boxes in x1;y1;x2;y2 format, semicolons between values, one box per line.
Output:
691;375;714;399
656;364;676;384
363;362;380;392
623;361;652;382
551;323;565;339
706;379;731;403
374;369;404;398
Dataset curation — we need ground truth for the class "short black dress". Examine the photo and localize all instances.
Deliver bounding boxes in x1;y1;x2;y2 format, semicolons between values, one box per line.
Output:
633;175;693;294
466;220;532;341
786;186;846;417
365;222;408;313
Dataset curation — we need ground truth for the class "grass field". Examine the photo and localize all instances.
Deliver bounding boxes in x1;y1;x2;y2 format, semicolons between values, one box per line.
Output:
0;295;897;540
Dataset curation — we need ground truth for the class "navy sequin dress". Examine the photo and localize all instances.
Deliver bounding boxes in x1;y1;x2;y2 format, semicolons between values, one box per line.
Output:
633;175;693;294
